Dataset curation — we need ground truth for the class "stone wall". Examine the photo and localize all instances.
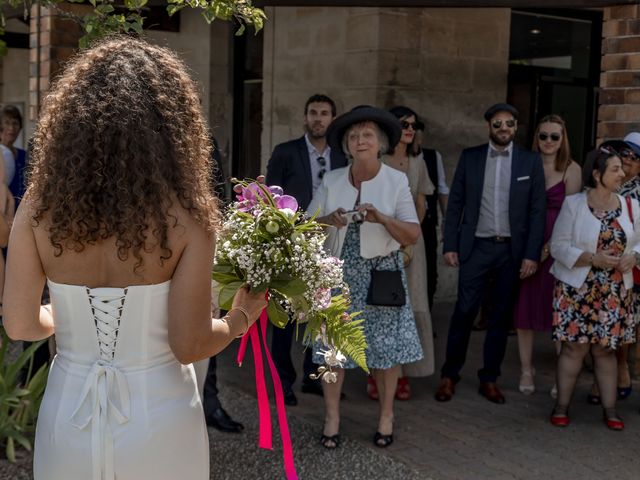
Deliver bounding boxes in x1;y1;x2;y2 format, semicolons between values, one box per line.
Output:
599;4;640;142
262;6;511;299
262;7;510;175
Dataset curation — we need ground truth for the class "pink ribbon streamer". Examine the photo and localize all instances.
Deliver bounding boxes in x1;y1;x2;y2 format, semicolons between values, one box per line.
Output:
237;308;298;480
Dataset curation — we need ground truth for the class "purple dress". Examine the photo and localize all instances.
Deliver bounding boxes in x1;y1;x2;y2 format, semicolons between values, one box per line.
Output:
514;181;566;331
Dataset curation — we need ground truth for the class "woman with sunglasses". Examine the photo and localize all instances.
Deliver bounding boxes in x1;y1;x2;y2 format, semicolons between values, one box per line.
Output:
586;133;640;405
365;106;437;402
548;148;639;430
513;115;581;395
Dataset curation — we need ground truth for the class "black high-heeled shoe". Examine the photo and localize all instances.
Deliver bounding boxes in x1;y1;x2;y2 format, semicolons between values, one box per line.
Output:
373;431;393;448
320;433;340;449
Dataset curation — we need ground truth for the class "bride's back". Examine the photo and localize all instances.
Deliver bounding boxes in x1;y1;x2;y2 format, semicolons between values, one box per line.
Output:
32;205;192;288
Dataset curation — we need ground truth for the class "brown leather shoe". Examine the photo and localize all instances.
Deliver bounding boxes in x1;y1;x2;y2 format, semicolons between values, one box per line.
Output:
478;382;505;404
435;377;456;402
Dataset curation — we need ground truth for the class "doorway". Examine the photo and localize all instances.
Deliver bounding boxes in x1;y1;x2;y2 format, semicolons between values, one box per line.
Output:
508;8;602;163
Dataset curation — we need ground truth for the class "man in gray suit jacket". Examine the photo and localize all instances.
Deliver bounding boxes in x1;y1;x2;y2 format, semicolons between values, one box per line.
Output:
435;103;546;404
266;94;347;406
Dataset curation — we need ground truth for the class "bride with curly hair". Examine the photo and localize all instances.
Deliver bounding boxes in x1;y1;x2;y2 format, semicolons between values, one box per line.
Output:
3;36;266;479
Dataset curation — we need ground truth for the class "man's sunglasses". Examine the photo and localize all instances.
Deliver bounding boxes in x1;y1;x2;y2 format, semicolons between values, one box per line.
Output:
538;132;561;142
491;119;516;129
619;148;640;162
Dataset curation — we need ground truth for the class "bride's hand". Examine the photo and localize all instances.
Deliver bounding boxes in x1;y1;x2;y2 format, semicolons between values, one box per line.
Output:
231;285;267;328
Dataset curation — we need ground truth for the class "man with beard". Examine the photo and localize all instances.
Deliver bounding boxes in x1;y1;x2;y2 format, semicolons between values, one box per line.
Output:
266;94;347;405
435;103;546;404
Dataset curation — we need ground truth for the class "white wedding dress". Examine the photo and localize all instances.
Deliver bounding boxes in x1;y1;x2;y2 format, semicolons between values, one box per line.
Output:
34;279;209;480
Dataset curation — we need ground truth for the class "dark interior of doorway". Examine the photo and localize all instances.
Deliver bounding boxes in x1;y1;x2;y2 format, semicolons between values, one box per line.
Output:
232;27;264;180
508;8;602;164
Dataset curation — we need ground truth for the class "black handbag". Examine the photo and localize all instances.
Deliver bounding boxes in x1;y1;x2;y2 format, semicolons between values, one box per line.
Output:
366;254;406;307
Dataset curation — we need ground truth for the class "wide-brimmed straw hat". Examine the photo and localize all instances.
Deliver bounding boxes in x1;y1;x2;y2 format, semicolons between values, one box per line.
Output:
327;105;402;154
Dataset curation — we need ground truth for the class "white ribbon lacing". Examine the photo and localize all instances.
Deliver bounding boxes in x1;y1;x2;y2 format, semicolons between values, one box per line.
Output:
69;289;131;480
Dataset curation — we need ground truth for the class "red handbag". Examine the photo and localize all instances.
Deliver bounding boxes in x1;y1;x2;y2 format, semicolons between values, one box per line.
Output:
624;196;640;285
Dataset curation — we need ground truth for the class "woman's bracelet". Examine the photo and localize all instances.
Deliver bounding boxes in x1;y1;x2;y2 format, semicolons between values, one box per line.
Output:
225;306;251;338
589;253;595;266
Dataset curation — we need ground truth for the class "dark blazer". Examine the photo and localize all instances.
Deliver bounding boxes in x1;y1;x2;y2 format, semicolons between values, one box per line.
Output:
443;143;546;264
265;136;347;210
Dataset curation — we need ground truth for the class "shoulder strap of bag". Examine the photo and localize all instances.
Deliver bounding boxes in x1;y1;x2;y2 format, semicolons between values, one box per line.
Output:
626;196;633;225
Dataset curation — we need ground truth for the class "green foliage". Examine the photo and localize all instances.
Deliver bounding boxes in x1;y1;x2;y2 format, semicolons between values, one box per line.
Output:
303;295;368;373
0;330;48;462
0;0;266;53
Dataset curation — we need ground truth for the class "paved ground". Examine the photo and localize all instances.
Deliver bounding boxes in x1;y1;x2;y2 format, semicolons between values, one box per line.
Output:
3;299;640;479
217;299;640;480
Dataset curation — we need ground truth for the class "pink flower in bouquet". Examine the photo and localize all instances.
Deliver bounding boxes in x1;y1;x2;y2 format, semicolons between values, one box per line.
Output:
314;288;332;310
275;195;298;212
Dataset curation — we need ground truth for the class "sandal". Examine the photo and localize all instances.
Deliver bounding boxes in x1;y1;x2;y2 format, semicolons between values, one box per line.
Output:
366;375;379;401
549;405;570;427
603;408;624;431
617;385;632;400
395;376;411;401
518;368;535;395
373;431;393;448
320;433;340;449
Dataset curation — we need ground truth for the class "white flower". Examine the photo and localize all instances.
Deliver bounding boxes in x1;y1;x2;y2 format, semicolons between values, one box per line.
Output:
320;348;346;368
323;371;338;383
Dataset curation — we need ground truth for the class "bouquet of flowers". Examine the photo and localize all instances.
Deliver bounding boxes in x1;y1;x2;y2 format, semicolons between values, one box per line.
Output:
212;180;368;377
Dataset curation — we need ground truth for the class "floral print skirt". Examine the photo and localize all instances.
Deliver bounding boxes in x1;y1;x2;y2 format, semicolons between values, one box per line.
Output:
552;206;636;349
313;224;423;369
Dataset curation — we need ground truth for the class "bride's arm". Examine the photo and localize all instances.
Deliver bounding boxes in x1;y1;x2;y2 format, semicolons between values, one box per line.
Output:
168;219;266;364
3;201;53;341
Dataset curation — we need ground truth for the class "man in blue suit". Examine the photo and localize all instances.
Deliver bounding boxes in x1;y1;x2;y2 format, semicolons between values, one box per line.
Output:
266;94;347;406
435;103;546;404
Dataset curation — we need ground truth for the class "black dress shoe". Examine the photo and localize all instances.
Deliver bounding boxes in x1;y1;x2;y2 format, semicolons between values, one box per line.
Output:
283;388;298;406
206;407;244;433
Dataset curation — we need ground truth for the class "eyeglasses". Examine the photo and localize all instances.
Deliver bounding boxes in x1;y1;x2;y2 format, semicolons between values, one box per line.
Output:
491;119;516;129
619;148;640;162
317;156;326;179
538;132;561;142
401;121;418;130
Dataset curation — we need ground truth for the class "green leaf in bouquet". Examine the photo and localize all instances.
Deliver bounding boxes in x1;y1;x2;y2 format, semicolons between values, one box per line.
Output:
267;299;289;328
218;281;243;311
271;278;307;297
211;269;241;285
269;272;307;296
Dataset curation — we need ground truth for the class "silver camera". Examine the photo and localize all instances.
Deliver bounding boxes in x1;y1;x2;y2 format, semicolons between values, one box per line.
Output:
342;209;365;224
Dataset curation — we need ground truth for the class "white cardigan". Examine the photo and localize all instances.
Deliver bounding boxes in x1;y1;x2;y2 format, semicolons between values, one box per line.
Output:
550;191;640;289
308;163;419;259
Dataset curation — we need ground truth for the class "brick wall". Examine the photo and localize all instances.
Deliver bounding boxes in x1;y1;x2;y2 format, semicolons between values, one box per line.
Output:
599;5;640;141
28;4;86;121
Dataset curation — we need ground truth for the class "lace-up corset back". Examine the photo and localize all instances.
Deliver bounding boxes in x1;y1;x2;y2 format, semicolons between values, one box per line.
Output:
47;279;175;368
89;288;126;363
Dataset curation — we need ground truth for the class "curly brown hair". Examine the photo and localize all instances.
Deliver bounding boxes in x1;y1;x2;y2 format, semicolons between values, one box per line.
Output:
27;35;219;268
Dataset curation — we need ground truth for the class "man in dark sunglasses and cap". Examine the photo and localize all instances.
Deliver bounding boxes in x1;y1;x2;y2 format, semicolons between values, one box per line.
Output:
435;103;546;404
265;94;347;406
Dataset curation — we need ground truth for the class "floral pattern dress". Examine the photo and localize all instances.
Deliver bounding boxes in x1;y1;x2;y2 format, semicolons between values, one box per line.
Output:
313;223;423;369
552;206;636;349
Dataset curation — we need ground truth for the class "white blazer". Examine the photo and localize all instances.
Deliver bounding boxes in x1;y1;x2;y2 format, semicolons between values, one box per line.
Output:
308;163;419;259
550;191;640;289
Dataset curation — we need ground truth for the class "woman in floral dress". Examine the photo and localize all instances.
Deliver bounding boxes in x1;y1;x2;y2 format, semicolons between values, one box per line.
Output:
309;106;423;449
549;147;640;430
